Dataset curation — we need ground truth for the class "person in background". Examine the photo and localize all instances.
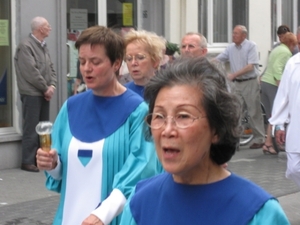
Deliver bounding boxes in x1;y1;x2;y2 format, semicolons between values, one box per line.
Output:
269;51;300;189
14;16;56;172
273;25;298;54
124;29;166;97
215;25;265;149
274;25;291;48
120;57;290;225
260;32;297;155
73;60;86;94
36;25;161;225
180;32;208;57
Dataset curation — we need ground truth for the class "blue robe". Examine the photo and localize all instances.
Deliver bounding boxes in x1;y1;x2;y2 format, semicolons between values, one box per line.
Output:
120;173;290;225
125;81;144;98
45;90;161;225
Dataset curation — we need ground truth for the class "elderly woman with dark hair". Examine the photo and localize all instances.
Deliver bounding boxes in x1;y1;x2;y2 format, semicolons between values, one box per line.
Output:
120;57;289;225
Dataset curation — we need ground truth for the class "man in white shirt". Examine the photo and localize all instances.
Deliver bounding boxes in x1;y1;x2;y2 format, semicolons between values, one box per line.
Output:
269;52;300;188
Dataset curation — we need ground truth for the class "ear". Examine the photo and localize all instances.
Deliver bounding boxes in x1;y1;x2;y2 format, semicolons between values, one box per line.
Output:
211;132;219;144
113;59;122;72
152;59;160;70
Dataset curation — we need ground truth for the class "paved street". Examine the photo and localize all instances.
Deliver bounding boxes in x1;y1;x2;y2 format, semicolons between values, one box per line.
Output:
0;143;299;225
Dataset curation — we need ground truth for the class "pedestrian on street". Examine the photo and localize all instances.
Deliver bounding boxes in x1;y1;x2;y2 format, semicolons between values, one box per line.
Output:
260;32;297;155
36;25;161;225
269;52;300;189
14;16;57;173
120;56;290;225
215;25;265;149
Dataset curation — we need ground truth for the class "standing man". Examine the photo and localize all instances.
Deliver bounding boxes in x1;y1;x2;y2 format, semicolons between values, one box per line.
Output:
14;17;57;172
269;52;300;188
180;32;208;57
215;25;265;149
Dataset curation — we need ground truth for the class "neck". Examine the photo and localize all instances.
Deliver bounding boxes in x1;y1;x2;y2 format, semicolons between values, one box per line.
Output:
32;32;44;42
172;158;231;185
133;73;155;86
93;78;126;97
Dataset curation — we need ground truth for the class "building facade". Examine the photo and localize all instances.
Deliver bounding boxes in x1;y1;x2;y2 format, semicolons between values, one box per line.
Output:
0;0;299;169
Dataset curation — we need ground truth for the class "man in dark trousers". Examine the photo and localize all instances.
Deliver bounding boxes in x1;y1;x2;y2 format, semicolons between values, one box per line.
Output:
14;16;57;172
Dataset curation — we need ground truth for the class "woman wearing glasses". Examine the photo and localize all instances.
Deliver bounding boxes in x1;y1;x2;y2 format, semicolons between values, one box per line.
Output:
120;57;289;225
124;29;166;97
36;26;161;225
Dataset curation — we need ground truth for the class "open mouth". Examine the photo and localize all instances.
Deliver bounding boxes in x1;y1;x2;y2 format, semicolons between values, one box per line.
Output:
163;147;180;158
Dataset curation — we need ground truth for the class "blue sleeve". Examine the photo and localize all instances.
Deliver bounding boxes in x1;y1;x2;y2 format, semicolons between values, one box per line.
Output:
45;101;71;193
248;199;290;225
111;102;163;198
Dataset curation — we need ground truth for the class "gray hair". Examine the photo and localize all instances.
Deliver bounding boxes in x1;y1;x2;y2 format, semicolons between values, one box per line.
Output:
144;56;242;165
183;32;208;48
30;17;47;32
297;26;300;35
235;25;248;35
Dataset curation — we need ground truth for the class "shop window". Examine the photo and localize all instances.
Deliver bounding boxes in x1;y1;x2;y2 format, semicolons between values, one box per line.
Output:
66;0;98;97
107;0;137;34
0;0;12;128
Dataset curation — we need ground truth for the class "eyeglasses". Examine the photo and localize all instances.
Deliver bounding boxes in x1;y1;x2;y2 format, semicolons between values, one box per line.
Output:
145;112;205;129
125;54;147;63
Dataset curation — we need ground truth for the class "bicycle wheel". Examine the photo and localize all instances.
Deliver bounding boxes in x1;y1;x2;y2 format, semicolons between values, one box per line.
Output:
240;133;254;146
239;116;254;146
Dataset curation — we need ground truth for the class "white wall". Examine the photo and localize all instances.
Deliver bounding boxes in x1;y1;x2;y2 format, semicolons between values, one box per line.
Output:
249;0;272;72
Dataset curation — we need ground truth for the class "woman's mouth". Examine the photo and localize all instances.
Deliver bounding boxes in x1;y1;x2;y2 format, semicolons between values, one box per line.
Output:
163;147;180;159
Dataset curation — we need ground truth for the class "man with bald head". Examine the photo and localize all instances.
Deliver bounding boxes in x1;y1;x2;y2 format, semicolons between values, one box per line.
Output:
14;16;57;172
180;32;208;57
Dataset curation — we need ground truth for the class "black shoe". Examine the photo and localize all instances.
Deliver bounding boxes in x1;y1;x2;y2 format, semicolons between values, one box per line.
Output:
21;164;39;172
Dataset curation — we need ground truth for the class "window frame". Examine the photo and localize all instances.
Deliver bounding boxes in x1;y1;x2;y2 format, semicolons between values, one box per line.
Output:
199;0;249;49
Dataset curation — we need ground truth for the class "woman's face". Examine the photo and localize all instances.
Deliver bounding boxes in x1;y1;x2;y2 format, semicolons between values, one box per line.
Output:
79;44;120;96
151;85;218;183
125;41;159;86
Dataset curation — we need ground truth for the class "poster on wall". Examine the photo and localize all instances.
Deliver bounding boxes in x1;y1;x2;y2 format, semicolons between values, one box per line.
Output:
0;69;7;105
0;20;9;46
70;8;88;31
123;3;133;26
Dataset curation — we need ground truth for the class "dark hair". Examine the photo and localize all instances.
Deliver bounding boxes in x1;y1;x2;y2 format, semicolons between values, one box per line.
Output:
277;25;291;35
144;57;242;165
75;25;124;65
